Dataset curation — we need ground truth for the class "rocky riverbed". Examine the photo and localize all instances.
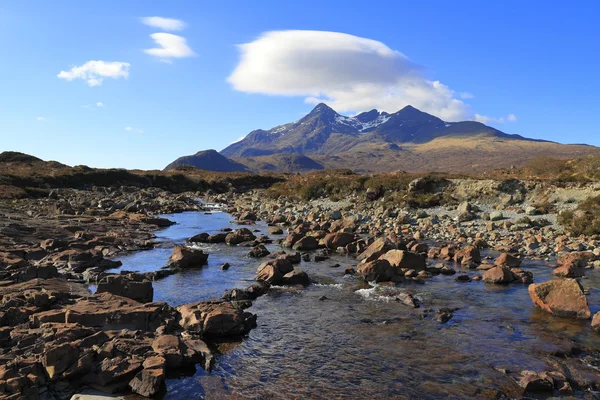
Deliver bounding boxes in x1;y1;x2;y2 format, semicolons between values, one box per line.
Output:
2;179;600;399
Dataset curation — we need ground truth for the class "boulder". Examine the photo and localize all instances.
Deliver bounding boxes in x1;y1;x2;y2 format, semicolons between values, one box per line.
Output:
281;270;310;286
321;232;355;250
188;232;209;243
43;342;79;380
528;279;591;319
292;236;319;251
494;253;521;268
489;211;504;221
454;246;481;265
96;273;153;303
207;232;228;243
356;259;393;282
557;251;595;268
357;238;396;262
238;211;257;221
177;300;257;337
518;371;554;392
378;250;426;271
225;228;256;245
482;266;516;284
256;259;294;285
129;356;165;397
592;312;600;333
167;245;208;268
65;293;176;331
553;263;585;278
248;244;270;258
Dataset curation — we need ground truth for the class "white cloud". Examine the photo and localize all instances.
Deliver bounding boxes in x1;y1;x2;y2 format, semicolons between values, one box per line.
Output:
125;126;143;134
144;33;195;60
96;102;105;107
140;16;186;31
228;30;507;122
58;60;130;87
459;92;474;99
36;116;46;121
475;113;518;125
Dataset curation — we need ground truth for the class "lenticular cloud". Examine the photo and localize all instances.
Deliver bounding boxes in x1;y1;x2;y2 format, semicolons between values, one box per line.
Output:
228;30;486;122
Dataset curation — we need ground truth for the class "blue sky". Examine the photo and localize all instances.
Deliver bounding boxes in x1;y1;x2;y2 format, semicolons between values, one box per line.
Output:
1;0;599;169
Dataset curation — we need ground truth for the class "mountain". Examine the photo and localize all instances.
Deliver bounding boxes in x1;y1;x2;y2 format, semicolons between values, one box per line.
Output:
164;149;249;172
166;104;598;173
220;103;538;159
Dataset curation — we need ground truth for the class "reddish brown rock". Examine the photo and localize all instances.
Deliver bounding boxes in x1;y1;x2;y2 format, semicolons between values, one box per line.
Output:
177;300;257;337
281;270;310;286
357;238;396;262
494;253;522;268
356;259;393;282
225;228;256;245
292;236;319;251
96;273;153;303
592;312;600;333
454;245;481;265
482;265;515;284
379;250;426;270
167;245;208;268
553;263;585;278
321;232;356;250
256;259;294;285
528;279;591;319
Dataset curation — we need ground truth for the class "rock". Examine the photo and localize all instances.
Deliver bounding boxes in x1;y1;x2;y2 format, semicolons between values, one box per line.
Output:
557;251;595;268
292;236;319;251
518;370;554;392
282;233;303;248
528;279;591;319
238;211;257;221
94;356;143;389
225;228;256;245
248;244;270;258
129;356;165;397
65;293;176;331
188;232;209;243
525;206;539;216
494;253;521;268
177;300;257;337
256;259;294;285
482;266;516;284
356;259;393;282
329;210;342;220
151;335;184;368
553;263;585;278
436;308;453;323
379;250;426;271
454;246;481;265
592;312;600;333
96;273;153;303
281;270;310;286
207;232;228;243
268;227;283;235
489;211;504;221
321;232;355;250
396;293;419;308
43;342;79;380
344;266;355;275
220;263;230;270
167;245;208;268
357;237;396;262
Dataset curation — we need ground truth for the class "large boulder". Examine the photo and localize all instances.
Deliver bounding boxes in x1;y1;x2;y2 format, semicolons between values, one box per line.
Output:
357;238;396;262
321;232;356;250
528;279;591;319
378;250;426;271
356;259;393;282
248;244;270;258
494;253;521;268
96;273;153;303
292;236;319;251
129;356;166;397
167;245;208;268
64;293;177;331
553;263;585;278
454;245;481;265
177;300;257;337
557;251;595;268
482;265;516;284
281;270;310;286
256;259;294;285
225;228;256;245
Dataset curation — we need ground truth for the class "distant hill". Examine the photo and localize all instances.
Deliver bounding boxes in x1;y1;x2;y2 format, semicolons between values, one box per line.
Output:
166;104;599;173
164;149;249;172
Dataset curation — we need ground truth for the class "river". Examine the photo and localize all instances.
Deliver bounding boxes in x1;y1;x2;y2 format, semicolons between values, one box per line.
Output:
108;210;600;399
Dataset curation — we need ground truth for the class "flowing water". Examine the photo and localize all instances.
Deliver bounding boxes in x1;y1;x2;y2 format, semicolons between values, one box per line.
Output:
110;211;600;399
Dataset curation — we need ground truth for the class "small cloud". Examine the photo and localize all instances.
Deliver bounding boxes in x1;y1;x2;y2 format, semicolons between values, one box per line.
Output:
144;33;195;60
58;60;130;87
96;102;105;107
475;113;518;125
36;116;46;121
459;92;474;99
140;16;186;31
507;113;518;122
125;126;143;134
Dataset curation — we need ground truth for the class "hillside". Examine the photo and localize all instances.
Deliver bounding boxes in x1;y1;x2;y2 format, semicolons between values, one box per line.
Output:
164;149;249;172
